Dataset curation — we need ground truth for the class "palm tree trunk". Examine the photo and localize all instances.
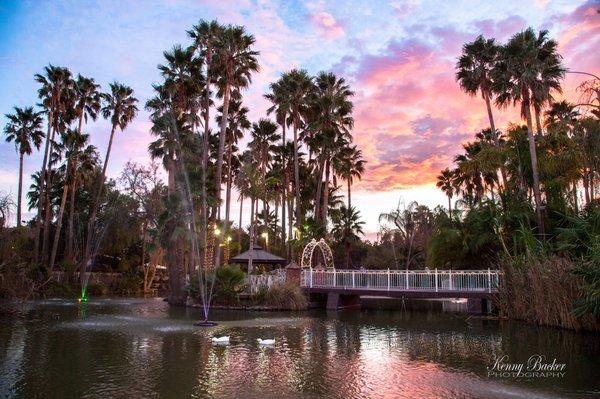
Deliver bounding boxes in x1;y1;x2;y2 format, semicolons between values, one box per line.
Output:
314;159;324;221
292;115;302;227
200;65;211;271
322;159;331;224
448;195;452;215
34;111;54;263
49;174;69;270
66;157;78;262
42;122;59;266
17;153;24;227
225;143;232;231
248;197;255;274
238;194;243;244
534;106;543;136
213;83;231;268
66;111;85;262
484;93;508;190
347;179;352;209
524;95;544;236
281;123;287;254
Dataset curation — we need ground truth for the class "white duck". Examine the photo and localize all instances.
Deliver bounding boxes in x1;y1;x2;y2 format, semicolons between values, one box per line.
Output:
211;336;230;344
257;338;275;345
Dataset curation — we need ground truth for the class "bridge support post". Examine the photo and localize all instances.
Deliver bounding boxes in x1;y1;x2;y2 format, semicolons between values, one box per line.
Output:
467;298;492;315
326;293;360;310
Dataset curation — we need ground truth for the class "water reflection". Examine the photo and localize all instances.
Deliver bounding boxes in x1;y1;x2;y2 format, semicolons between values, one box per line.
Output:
0;298;598;398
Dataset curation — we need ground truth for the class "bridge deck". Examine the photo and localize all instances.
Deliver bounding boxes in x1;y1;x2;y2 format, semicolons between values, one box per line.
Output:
300;269;501;299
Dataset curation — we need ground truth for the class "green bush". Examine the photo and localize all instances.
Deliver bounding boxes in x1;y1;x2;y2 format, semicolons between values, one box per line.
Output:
214;264;246;305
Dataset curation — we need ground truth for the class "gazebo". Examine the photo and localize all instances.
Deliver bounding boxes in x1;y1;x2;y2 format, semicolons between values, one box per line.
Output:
230;245;287;273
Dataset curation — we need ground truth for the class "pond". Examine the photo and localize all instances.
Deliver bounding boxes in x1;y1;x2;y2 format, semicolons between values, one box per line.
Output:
0;298;598;398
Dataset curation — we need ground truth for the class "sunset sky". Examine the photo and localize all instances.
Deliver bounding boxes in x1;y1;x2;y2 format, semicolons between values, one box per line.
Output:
0;0;598;237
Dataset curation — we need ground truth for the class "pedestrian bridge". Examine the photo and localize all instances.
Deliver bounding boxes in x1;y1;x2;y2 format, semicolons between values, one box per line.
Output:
300;269;502;311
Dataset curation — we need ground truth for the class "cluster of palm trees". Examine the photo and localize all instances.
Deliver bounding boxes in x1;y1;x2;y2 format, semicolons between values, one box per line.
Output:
144;20;365;305
437;28;600;234
3;65;138;272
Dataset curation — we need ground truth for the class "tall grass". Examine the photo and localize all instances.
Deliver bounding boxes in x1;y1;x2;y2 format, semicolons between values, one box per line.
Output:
263;283;308;310
496;255;598;331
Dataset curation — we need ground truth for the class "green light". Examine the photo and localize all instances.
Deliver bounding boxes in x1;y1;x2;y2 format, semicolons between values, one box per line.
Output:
79;287;88;303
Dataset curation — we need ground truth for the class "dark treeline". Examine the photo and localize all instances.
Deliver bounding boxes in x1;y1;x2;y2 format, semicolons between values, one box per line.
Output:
0;20;366;309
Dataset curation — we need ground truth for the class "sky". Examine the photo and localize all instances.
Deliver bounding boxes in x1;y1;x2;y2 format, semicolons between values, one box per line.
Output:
0;0;598;239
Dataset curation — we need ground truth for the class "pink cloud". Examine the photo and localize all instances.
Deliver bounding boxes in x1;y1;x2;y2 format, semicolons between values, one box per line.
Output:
310;11;345;39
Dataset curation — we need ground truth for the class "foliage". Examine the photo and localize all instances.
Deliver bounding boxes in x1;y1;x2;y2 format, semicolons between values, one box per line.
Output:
261;283;308;310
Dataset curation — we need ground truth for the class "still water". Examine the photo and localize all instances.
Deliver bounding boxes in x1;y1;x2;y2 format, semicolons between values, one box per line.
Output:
1;298;599;398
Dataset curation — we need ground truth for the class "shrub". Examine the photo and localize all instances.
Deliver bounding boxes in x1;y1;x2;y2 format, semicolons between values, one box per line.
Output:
214;264;246;305
262;283;308;310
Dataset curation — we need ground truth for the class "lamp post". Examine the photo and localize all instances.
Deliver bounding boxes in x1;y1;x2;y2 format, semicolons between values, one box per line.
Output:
261;231;269;251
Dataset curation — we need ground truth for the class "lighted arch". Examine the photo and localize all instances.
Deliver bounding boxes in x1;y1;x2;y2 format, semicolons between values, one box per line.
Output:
301;238;334;269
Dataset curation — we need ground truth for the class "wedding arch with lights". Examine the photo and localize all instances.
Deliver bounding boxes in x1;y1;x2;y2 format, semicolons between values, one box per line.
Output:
301;238;335;269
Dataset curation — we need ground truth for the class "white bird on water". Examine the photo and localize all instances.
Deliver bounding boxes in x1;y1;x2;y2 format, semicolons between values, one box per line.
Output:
212;336;230;344
257;338;275;345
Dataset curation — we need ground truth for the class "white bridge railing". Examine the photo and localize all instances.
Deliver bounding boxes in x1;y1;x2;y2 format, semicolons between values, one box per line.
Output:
301;269;501;293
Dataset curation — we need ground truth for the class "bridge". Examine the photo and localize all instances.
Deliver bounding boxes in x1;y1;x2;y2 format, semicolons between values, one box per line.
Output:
300;269;502;313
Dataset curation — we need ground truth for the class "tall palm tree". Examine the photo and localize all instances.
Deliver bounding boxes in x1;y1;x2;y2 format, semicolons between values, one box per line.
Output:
49;129;90;269
249;119;280;229
212;25;259;266
265;77;292;247
494;28;565;235
334;145;365;209
3;107;44;227
216;97;249;229
188;20;223;269
331;205;364;268
305;72;354;224
281;69;313;228
84;82;138;264
33;65;73;263
456;35;499;132
456;36;508;186
67;75;102;261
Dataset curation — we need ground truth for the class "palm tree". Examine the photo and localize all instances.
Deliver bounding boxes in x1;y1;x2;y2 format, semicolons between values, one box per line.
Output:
188;20;223;269
216;97;250;229
85;82;138;264
49;129;90;269
33;65;73;263
212;25;259;266
67;75;102;261
494;28;565;235
456;36;508;186
334;145;365;209
281;69;313;228
305;72;354;224
330;205;364;268
249;119;280;229
3;107;44;227
456;35;499;132
545;100;580;129
436;168;455;214
265;77;292;248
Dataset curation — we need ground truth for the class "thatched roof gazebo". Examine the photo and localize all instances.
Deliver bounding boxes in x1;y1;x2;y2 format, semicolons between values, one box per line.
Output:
230;245;287;269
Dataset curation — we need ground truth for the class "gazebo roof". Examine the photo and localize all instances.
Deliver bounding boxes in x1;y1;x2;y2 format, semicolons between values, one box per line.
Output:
230;245;287;265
